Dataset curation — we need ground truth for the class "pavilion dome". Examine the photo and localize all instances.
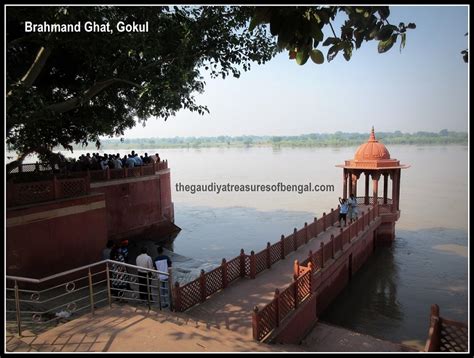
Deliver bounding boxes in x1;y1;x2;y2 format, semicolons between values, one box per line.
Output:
354;127;390;160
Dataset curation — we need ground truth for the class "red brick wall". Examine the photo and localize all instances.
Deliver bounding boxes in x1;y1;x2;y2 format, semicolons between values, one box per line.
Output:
273;294;318;344
90;172;173;240
6;194;107;278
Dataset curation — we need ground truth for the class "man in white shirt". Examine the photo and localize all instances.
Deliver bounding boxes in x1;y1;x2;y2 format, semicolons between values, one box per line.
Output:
136;247;154;302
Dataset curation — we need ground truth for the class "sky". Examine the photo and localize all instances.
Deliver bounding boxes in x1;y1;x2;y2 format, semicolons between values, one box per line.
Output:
120;5;469;139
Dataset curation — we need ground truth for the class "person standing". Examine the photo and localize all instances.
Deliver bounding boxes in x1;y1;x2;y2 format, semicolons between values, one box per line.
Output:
110;243;128;302
136;247;154;303
102;240;114;260
154;246;172;308
338;197;349;227
348;194;359;222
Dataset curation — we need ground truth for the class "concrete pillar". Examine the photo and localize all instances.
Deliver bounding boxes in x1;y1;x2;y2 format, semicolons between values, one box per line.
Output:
372;173;379;205
343;169;348;199
383;173;388;204
348;170;353;196
351;173;358;198
391;170;397;212
396;169;401;211
364;172;370;205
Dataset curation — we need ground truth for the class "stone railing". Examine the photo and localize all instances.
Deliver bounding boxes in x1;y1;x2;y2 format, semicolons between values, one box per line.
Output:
424;304;468;352
252;205;380;342
6;161;168;208
6;176;91;207
172;208;342;312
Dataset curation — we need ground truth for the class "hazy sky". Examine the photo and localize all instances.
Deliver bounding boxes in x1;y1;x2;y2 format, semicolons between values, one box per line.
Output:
120;5;469;139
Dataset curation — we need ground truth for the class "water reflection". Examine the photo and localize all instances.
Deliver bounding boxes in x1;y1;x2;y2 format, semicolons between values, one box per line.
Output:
320;228;468;349
320;241;403;334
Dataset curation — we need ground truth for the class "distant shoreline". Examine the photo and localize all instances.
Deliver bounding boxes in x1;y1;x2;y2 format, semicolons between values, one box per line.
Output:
77;130;468;150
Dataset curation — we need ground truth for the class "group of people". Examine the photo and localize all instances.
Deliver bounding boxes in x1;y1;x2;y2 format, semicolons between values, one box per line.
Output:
102;240;171;307
73;151;161;172
338;194;359;227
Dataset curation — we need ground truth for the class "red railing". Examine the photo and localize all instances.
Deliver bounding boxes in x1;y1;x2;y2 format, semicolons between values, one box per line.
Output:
6;176;90;207
252;206;380;341
253;266;313;341
172;208;341;312
6;161;168;208
424;304;468;352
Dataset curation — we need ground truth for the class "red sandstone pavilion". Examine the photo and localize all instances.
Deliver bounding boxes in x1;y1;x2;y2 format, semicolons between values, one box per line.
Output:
336;126;410;243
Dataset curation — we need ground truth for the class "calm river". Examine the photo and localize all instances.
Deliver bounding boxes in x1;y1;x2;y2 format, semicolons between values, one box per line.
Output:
10;145;468;349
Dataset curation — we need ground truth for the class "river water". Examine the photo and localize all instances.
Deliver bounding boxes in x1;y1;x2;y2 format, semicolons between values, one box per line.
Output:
9;145;468;349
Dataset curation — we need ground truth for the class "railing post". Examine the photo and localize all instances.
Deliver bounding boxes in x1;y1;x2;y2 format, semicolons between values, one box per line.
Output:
14;280;22;337
274;289;280;327
330;235;335;259
199;269;206;302
106;167;110;180
152;161;156;173
322;212;327;231
266;242;271;269
293;274;299;309
330;208;334;226
88;268;95;315
294;259;300;278
53;175;59;199
252;306;260;341
222;258;228;288
240;249;246;278
105;262;112;307
304;222;308;244
313;216;318;237
308;262;314;292
84;174;91;194
173;282;181;312
308;250;314;267
280;235;285;259
293;228;298;251
340;227;344;249
320;242;324;268
250;251;256;279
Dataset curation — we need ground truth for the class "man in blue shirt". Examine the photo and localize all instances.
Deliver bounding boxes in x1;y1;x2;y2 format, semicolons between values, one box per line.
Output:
338;197;349;227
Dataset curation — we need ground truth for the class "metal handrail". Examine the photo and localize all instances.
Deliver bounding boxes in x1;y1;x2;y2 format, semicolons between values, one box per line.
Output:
6;259;172;338
6;259;169;284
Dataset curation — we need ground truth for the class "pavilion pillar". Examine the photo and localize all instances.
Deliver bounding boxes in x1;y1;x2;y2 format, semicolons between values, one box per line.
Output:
391;170;397;212
372;173;380;206
351;173;358;198
364;172;370;205
383;173;388;204
396;169;401;210
343;169;348;199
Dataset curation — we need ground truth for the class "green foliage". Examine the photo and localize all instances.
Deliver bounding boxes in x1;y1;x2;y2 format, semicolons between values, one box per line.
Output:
247;6;416;65
6;6;276;159
68;131;467;150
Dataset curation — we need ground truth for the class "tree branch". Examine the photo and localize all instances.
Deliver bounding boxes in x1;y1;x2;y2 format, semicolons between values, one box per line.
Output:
328;20;338;38
7;46;52;112
46;78;142;114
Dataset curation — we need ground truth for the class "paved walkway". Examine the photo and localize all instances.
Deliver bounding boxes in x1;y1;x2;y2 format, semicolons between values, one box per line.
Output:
301;322;418;352
183;222;345;337
6;305;304;352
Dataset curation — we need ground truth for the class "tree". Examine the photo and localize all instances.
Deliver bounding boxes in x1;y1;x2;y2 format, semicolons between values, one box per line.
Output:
248;6;415;65
6;6;276;170
7;6;414;170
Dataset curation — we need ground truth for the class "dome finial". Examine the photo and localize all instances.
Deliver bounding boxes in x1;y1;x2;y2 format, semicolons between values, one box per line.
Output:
369;126;376;142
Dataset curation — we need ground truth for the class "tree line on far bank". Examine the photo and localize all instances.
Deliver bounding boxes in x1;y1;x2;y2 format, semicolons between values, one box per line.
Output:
77;130;467;150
